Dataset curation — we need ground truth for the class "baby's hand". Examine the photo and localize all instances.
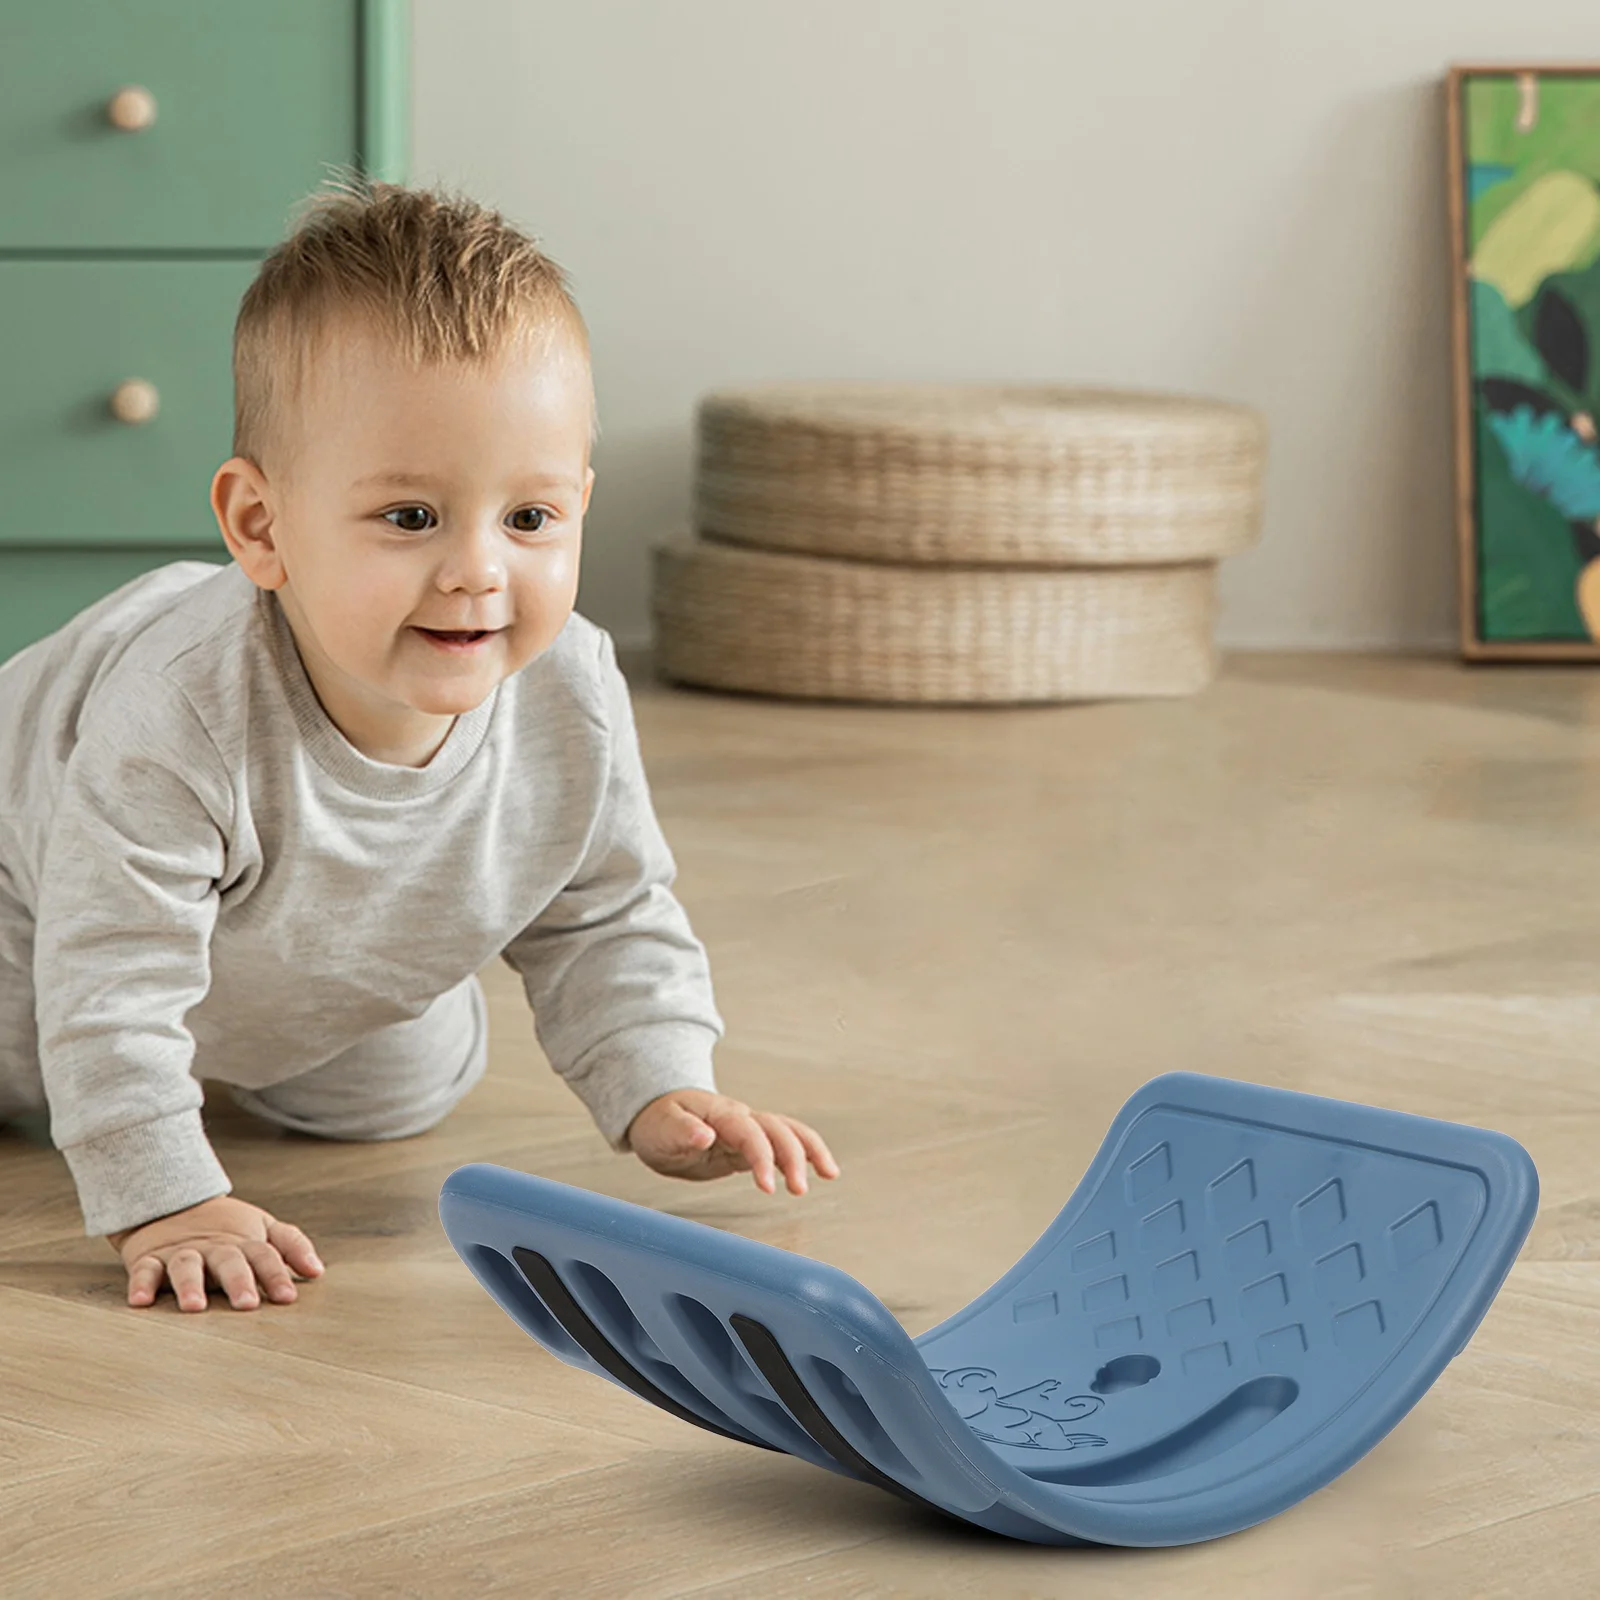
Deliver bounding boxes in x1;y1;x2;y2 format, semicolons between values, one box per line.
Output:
106;1194;324;1313
627;1090;840;1196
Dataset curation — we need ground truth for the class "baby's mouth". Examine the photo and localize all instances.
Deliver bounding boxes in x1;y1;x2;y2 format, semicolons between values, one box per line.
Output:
414;626;504;649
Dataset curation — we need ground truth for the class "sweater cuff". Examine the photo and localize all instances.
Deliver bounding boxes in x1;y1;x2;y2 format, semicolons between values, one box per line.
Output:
563;1021;720;1150
60;1108;232;1237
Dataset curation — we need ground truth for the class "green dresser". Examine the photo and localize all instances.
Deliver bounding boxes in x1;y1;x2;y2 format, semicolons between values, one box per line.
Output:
0;0;408;661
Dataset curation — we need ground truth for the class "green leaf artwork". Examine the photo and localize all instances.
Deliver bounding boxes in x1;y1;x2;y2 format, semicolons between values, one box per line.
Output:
1467;77;1600;238
1459;70;1600;647
1476;407;1587;640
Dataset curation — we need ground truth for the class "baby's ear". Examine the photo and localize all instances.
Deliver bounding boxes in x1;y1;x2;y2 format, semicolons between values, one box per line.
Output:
581;466;596;515
211;456;286;589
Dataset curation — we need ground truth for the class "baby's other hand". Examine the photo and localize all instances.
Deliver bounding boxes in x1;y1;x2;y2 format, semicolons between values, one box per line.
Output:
627;1090;840;1196
105;1194;324;1313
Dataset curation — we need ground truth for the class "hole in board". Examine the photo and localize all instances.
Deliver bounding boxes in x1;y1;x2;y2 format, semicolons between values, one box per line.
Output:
1091;1354;1162;1395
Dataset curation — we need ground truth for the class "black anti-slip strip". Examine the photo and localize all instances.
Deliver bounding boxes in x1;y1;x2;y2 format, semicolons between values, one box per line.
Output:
730;1313;947;1515
511;1247;773;1451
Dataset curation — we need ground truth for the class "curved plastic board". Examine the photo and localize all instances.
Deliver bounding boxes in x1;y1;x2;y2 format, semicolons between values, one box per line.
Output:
438;1072;1538;1546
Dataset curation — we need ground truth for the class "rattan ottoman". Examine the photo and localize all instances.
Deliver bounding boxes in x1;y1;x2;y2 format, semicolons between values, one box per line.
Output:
652;383;1267;703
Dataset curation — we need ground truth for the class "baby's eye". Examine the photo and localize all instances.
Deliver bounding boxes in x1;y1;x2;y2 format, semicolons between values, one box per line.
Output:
509;507;550;534
383;506;434;533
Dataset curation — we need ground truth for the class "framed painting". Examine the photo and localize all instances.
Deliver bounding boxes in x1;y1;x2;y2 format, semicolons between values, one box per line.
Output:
1448;65;1600;659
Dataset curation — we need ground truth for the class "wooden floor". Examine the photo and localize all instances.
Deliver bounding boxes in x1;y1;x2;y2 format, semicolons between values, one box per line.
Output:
3;652;1598;1598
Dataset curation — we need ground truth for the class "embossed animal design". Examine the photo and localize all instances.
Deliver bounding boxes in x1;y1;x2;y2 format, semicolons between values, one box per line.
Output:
930;1366;1107;1452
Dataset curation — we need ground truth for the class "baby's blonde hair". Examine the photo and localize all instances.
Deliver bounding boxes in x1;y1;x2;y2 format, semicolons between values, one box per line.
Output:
232;170;595;473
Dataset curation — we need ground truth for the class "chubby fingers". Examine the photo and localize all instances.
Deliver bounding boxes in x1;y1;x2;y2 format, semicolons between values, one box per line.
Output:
753;1114;842;1194
126;1252;167;1308
166;1247;210;1313
125;1247;211;1311
693;1103;843;1195
210;1243;262;1309
242;1241;301;1304
784;1115;840;1182
125;1231;322;1314
759;1114;812;1195
127;1245;257;1312
265;1217;325;1280
701;1101;778;1193
650;1098;720;1158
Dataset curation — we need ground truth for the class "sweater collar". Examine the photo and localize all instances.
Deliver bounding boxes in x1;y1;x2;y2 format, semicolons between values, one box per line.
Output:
255;578;499;799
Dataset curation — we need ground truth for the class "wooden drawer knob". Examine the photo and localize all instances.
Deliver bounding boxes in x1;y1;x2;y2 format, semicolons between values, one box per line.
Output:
105;86;158;132
109;379;160;425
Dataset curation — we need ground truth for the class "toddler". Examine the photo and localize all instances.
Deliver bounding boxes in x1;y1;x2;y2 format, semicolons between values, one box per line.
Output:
0;178;836;1314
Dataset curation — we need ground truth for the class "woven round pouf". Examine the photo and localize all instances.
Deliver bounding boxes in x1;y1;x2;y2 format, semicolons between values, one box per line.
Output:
695;383;1267;567
652;537;1218;704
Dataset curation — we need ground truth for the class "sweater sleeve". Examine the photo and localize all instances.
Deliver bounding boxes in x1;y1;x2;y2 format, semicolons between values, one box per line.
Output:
33;672;235;1237
500;631;723;1148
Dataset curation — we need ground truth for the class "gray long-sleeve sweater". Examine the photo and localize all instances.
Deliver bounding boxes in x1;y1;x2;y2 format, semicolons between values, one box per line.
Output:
0;560;722;1236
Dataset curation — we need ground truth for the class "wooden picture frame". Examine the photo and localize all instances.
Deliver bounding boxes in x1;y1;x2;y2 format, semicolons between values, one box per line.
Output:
1448;64;1600;660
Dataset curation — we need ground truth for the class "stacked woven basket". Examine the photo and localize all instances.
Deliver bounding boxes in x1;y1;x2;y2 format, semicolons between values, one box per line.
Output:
652;384;1268;703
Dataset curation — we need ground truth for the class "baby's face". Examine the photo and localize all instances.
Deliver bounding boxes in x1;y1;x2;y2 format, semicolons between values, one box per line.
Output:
234;319;595;762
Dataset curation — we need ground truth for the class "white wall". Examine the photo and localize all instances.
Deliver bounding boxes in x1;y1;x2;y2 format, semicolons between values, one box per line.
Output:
411;0;1600;652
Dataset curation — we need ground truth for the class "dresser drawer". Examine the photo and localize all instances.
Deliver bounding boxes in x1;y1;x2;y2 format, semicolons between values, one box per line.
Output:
0;259;259;549
0;0;360;250
0;546;228;663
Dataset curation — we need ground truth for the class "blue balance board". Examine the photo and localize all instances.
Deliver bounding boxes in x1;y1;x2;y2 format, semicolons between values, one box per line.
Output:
437;1072;1537;1546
